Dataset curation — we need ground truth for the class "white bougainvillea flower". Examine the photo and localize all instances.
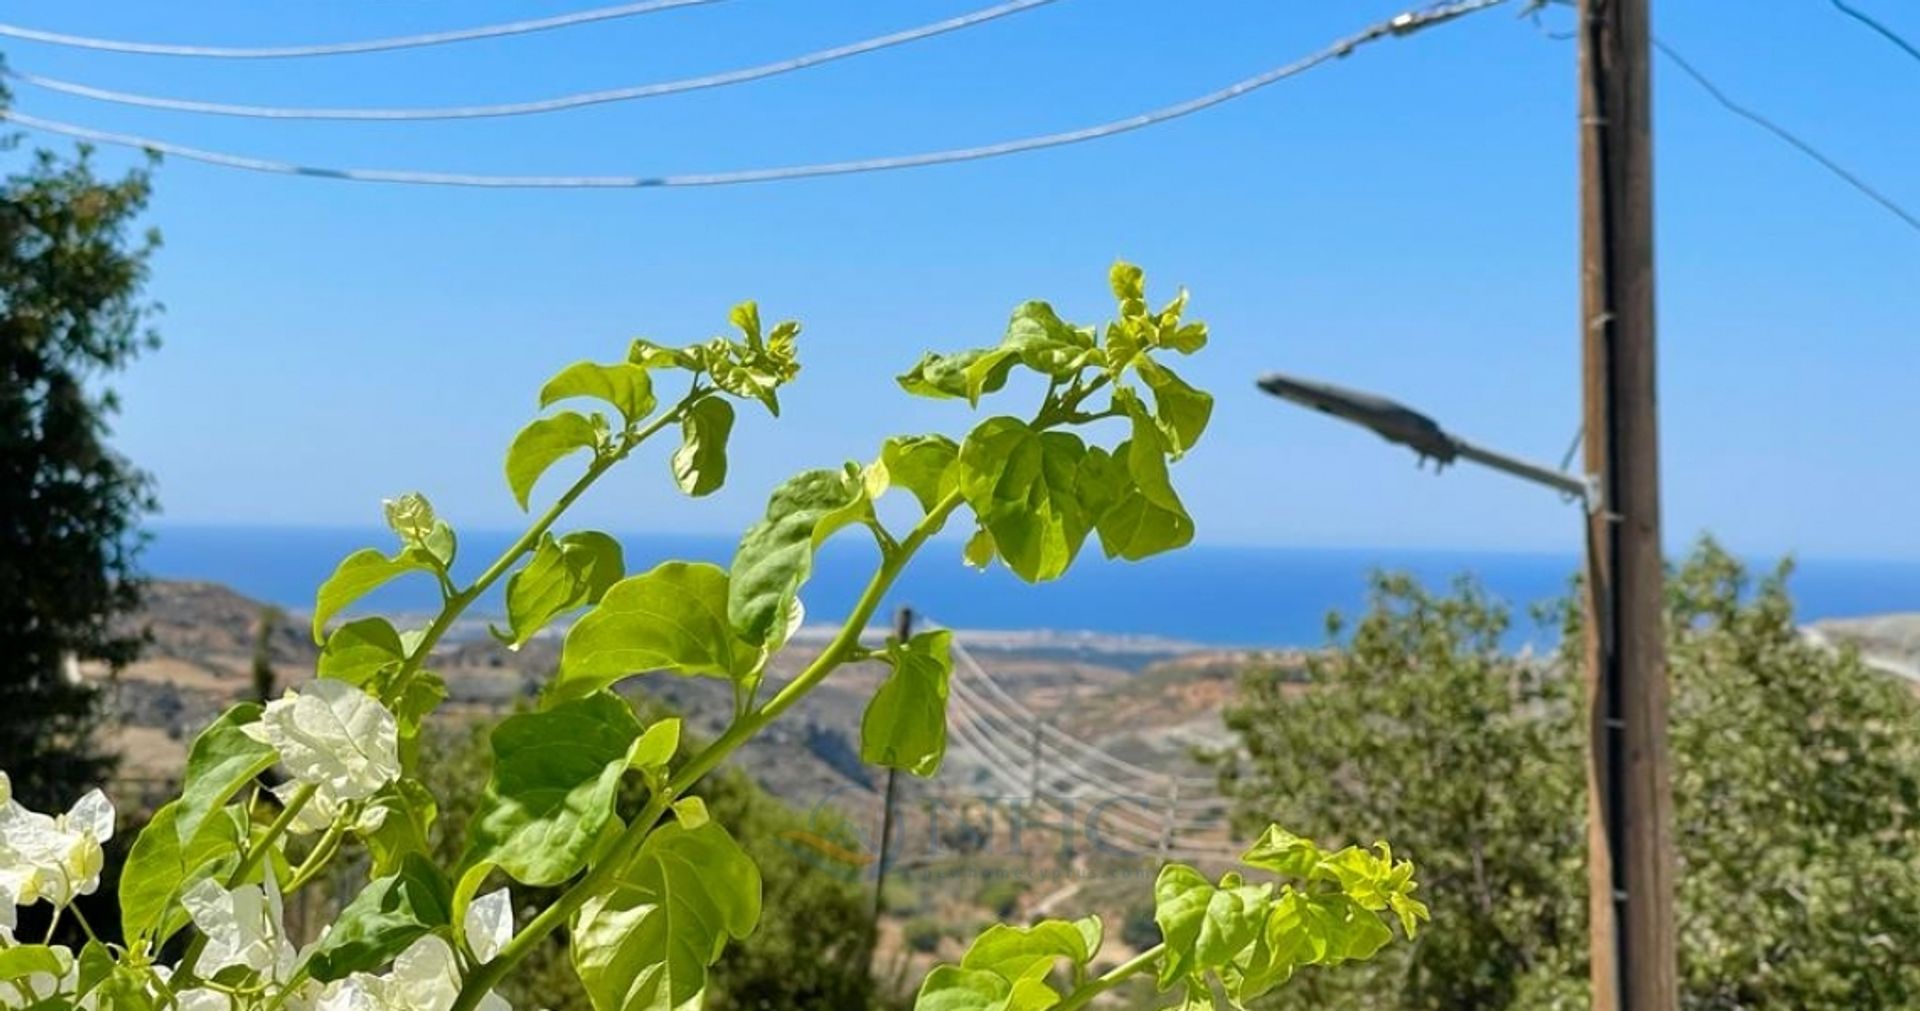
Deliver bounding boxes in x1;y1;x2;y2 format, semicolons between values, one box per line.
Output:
466;888;513;963
182;872;300;983
318;936;509;1011
0;775;115;908
244;681;401;803
271;779;339;835
315;893;516;1011
173;989;232;1011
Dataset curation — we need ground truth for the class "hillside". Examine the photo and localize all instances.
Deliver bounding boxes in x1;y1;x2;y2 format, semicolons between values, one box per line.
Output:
97;581;1259;815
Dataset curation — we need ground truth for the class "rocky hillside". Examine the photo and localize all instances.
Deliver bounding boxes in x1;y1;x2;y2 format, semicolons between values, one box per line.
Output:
96;581;1263;818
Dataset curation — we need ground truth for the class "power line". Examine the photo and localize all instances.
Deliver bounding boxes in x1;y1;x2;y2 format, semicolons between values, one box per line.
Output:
2;0;1058;121
0;0;1508;189
0;0;721;59
943;696;1234;857
1653;38;1920;235
946;675;1227;829
1828;0;1920;65
949;638;1217;791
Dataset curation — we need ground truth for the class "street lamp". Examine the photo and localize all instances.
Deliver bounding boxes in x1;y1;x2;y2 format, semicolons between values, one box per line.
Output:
1255;372;1591;502
1257;370;1659;1009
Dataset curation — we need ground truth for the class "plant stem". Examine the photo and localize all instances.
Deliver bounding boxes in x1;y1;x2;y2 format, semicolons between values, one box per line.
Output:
264;400;695;905
1054;944;1163;1010
449;490;965;1011
229;782;316;888
170;781;321;995
283;817;347;893
394;400;691;691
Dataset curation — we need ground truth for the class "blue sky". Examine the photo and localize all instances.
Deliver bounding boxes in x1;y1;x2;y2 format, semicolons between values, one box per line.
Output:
5;0;1916;558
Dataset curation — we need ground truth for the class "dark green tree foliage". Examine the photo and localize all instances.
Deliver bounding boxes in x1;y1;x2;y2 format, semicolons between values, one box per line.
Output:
1219;541;1920;1009
1220;574;1586;1009
0;105;160;808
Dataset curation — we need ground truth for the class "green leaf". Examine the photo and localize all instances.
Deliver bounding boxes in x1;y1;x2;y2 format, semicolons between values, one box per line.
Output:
360;779;439;877
1092;394;1193;561
960;917;1094;985
118;801;245;947
572;818;761;1011
540;361;657;425
0;945;66;982
880;434;959;514
319;617;407;687
74;943;154;1009
956;418;1090;583
1153;288;1207;354
1198;878;1272;967
861;630;953;777
913;966;1058;1011
729;468;871;647
1294;891;1394;964
1150;867;1275;987
730;301;763;345
1109;260;1146;303
500;531;625;649
1240;825;1323;879
393;670;448;741
505;410;601;511
672;397;735;497
557;562;743;699
897;348;1018;404
1001;301;1095;377
312;548;434;643
629;718;682;776
698;308;801;416
963;526;996;569
306;854;452;982
1154;864;1214;987
463;692;645;886
1136;357;1213;456
670;796;710;830
175;704;277;847
915;966;1010;1011
629;337;698;370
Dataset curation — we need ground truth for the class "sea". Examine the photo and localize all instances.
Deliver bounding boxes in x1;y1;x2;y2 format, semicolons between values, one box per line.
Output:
138;526;1920;648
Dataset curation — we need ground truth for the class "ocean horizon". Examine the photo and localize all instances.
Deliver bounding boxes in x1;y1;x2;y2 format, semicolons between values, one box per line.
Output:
139;525;1920;648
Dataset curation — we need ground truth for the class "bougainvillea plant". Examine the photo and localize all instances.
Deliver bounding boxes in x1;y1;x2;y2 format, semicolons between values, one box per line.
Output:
0;264;1426;1010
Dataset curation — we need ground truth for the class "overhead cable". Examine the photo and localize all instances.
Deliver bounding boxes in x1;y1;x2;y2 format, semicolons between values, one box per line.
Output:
0;0;720;59
0;0;1507;189
1654;38;1920;235
2;0;1057;121
1828;0;1920;65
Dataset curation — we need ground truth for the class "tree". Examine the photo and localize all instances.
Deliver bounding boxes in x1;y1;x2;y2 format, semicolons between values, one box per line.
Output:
1218;541;1920;1009
1218;574;1587;1009
0;84;160;811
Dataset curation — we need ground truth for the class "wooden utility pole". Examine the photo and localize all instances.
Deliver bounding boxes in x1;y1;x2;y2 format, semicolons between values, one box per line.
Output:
1577;0;1676;1009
